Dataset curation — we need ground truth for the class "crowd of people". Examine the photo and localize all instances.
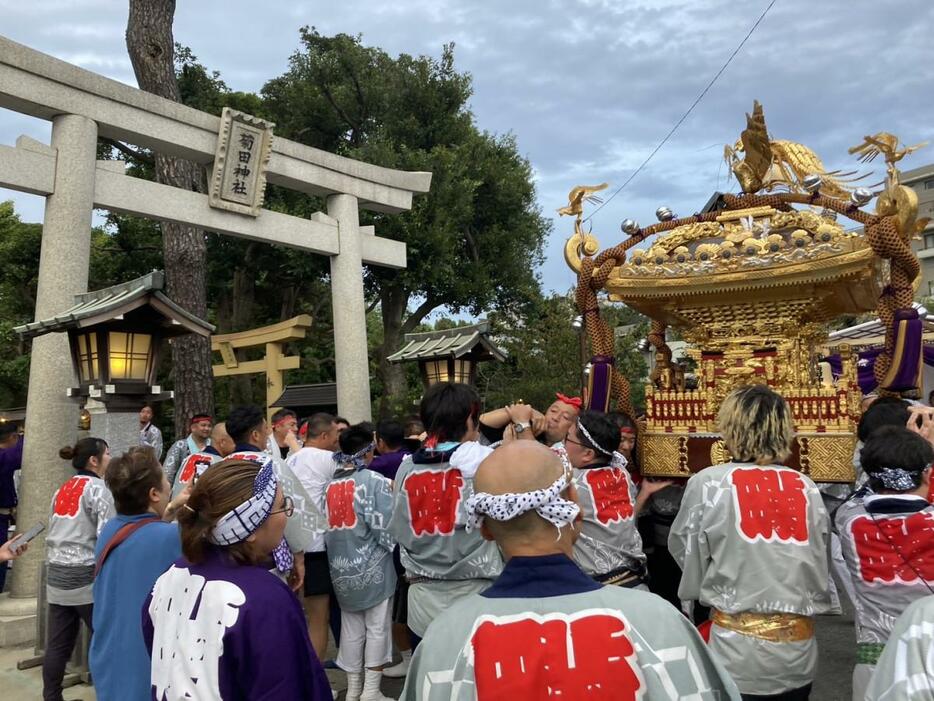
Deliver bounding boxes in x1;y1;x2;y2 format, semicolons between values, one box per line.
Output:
0;383;932;700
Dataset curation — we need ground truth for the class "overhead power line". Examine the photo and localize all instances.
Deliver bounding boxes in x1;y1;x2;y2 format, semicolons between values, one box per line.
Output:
583;0;779;224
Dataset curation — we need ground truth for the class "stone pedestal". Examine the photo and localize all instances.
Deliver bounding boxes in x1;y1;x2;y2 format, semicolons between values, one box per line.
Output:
0;594;37;647
328;193;373;423
8;114;97;602
84;399;139;458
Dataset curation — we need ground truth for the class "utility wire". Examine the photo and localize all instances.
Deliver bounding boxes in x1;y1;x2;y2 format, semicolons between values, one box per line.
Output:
583;0;779;224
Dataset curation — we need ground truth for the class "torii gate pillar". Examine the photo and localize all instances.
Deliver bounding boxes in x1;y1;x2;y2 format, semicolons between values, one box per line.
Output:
328;194;372;423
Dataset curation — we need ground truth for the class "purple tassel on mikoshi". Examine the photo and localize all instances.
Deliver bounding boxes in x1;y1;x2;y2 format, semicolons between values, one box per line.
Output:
586;355;614;414
880;307;923;393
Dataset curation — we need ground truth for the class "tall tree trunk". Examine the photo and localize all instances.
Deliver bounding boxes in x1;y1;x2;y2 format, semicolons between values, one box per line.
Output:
377;284;438;418
229;261;257;406
126;0;213;437
378;287;408;418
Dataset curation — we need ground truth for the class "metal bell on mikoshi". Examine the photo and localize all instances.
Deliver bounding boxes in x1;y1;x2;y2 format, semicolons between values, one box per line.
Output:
803;174;823;194
655;206;676;222
621;218;640;235
850;187;873;207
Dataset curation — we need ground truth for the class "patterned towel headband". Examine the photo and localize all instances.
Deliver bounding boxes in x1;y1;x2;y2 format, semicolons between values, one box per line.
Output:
576;419;614;457
333;442;376;470
465;474;580;533
872;466;927;491
207;459;278;546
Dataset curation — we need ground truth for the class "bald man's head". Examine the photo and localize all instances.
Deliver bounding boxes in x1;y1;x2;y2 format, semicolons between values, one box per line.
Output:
475;442;578;553
476;441;565;496
210;422;235;457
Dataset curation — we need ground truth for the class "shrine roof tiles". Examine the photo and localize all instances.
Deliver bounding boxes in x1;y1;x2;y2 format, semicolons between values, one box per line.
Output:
387;320;507;363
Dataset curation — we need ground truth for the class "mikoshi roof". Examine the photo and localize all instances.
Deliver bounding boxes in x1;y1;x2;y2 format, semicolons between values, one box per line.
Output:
14;270;215;340
386;320;507;363
271;383;338;408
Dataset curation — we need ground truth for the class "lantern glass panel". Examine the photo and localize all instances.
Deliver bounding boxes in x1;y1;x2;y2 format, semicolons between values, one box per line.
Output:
108;331;151;381
424;359;448;385
76;333;100;383
453;359;472;384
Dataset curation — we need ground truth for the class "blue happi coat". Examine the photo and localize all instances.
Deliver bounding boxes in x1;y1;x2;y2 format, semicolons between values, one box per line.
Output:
325;464;397;611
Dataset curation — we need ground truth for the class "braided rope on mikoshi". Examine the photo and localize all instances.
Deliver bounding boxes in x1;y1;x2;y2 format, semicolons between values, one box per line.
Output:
574;191;920;413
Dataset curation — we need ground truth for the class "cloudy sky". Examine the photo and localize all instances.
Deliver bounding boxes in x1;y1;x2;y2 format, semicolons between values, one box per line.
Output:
2;0;933;298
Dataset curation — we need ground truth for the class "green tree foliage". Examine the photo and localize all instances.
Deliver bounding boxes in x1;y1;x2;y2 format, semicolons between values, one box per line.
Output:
479;292;650;414
261;28;549;416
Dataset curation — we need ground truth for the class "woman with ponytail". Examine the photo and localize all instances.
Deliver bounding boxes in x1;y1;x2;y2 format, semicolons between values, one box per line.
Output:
143;458;331;700
43;437;114;701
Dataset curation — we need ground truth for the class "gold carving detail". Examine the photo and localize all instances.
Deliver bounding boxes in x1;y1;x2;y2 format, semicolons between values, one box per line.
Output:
797;435;857;483
641;434;690;477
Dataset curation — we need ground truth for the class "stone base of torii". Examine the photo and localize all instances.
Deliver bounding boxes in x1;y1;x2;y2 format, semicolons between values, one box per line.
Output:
0;34;430;642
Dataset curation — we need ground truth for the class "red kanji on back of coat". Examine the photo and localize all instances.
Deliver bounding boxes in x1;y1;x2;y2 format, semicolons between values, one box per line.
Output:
585;467;634;524
731;467;809;544
404;469;464;536
53;476;90;518
471;611;644;699
851;512;934;583
327;479;357;529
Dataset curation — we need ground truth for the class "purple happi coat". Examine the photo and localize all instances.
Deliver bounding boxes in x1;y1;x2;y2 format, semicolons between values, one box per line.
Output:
143;547;331;700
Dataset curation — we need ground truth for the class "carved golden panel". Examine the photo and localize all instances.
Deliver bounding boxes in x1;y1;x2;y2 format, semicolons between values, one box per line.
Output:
797;434;857;483
640;434;690;477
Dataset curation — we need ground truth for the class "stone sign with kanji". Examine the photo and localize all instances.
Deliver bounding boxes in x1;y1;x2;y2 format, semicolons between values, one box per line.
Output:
209;107;274;216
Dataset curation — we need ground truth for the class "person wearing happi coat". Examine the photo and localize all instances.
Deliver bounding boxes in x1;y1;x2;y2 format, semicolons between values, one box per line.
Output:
162;414;213;485
669;384;831;701
388;382;502;639
865;594;934;700
223;406;327;593
43;438;115;701
325;424;397;701
144;458;331;700
833;425;934;701
561;411;668;589
402;441;741;701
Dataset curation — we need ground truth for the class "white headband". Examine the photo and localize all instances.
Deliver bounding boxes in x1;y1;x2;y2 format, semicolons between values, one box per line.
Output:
208;459;278;546
465;474;580;533
577;419;613;456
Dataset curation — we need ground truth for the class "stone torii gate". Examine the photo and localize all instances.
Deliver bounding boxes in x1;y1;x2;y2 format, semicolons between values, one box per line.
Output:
0;34;430;623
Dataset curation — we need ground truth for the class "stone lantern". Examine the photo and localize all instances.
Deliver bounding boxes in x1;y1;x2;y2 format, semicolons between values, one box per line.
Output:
387;320;507;389
15;271;214;455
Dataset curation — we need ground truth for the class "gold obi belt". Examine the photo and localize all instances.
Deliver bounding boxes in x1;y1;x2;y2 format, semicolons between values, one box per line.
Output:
712;609;814;644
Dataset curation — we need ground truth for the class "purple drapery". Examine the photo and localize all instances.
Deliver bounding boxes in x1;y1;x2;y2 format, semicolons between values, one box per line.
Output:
880;308;924;392
825;348;885;395
586;355;614;414
824;308;925;395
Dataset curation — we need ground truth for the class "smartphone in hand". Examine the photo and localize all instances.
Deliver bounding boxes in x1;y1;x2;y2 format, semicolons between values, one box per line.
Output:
10;523;44;554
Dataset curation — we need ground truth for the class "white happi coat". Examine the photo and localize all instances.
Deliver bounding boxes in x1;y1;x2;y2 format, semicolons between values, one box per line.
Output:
402;557;741;700
571;460;645;577
171;451;220;498
836;494;934;645
669;462;831;696
866;594;934;700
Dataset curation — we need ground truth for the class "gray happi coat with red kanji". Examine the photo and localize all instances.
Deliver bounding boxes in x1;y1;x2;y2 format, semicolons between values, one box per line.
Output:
571;459;645;577
669;462;831;696
835;493;934;646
